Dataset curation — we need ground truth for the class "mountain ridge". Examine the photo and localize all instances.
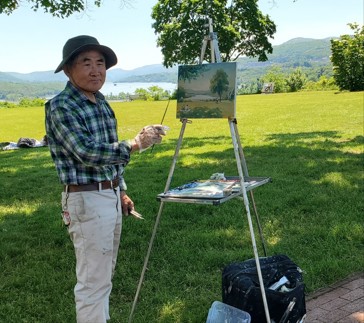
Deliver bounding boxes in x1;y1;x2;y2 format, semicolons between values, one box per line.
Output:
0;37;335;84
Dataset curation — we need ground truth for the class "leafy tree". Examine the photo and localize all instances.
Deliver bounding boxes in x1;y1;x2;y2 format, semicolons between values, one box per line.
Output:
0;0;131;17
330;23;364;91
176;86;186;102
0;101;17;108
151;0;276;67
303;76;338;91
178;64;210;81
210;69;229;101
147;85;168;101
18;98;46;106
134;88;149;100
315;76;338;90
238;79;263;95
261;66;287;93
0;0;295;17
132;86;169;101
104;92;129;101
286;68;307;92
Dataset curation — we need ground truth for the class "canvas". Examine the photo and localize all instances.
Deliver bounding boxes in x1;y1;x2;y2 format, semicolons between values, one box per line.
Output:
176;62;237;119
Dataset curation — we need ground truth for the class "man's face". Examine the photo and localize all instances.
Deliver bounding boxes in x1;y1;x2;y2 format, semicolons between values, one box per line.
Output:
66;49;106;96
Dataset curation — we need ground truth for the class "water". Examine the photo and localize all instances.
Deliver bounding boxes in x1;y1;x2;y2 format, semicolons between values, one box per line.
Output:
206;301;251;323
101;82;177;96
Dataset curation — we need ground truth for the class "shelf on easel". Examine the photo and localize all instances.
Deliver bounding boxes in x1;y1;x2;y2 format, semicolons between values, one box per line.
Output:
156;176;271;206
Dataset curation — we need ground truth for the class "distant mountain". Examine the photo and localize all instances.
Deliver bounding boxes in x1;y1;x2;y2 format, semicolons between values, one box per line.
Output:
7;70;68;82
107;64;178;82
235;37;334;84
0;72;21;82
251;37;332;65
0;37;334;88
0;64;178;83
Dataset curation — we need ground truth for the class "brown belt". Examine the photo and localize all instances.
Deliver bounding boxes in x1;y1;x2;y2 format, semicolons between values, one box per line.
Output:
64;178;119;193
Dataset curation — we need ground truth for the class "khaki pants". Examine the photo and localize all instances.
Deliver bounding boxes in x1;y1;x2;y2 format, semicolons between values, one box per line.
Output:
62;188;122;323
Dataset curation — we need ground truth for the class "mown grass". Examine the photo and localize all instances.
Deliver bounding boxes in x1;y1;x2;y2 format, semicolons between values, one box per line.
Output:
0;91;363;322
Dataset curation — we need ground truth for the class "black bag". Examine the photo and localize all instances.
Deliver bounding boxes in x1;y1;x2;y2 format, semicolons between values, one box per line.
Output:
222;254;306;323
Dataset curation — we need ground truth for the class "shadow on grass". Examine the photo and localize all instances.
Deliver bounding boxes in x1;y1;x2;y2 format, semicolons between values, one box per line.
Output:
117;131;363;321
0;149;76;322
0;132;363;322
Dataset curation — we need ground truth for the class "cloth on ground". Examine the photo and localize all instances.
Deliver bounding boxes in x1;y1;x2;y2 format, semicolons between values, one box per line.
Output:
1;136;48;150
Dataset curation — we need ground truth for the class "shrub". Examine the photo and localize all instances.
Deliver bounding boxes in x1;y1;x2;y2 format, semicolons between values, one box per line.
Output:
18;98;46;107
0;101;17;108
0;98;46;108
303;76;339;91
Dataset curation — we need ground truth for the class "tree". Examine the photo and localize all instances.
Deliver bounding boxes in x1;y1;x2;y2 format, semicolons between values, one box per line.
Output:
0;0;290;21
261;66;287;93
151;0;276;67
286;68;307;92
178;64;209;82
210;69;229;101
147;85;169;101
134;88;149;100
303;76;338;91
330;23;364;91
0;0;131;18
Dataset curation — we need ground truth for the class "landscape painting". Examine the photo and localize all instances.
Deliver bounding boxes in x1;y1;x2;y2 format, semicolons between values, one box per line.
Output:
176;62;237;119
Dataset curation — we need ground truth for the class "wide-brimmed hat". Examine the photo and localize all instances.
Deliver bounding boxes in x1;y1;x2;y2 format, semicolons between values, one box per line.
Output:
55;35;117;73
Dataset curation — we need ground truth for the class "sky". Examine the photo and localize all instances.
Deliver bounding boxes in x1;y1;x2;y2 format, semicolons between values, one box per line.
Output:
0;0;362;73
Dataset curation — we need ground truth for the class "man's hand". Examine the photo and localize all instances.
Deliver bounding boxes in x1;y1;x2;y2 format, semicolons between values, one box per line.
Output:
132;124;168;152
120;191;144;219
120;191;134;216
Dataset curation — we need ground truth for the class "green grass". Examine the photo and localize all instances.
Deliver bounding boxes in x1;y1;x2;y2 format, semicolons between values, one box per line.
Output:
0;91;363;322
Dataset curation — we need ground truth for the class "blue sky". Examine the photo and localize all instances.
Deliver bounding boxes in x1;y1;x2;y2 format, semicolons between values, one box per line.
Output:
0;0;362;73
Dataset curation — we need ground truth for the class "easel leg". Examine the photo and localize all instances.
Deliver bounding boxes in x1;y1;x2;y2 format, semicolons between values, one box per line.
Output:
163;119;189;193
229;119;271;323
249;191;268;256
232;120;267;255
128;119;189;323
128;202;165;323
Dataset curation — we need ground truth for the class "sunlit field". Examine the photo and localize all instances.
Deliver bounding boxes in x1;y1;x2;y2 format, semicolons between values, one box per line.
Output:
0;91;363;322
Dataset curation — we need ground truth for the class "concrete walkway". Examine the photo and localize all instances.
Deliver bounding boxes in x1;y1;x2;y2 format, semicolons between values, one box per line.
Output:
306;272;364;322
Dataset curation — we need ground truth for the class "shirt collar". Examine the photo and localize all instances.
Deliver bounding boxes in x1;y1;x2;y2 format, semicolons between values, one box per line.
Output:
66;81;106;102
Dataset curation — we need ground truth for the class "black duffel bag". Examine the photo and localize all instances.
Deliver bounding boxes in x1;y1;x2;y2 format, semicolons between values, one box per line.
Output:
222;254;306;323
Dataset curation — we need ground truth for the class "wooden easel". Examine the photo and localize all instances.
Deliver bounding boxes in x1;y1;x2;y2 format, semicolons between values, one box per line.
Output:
128;17;271;323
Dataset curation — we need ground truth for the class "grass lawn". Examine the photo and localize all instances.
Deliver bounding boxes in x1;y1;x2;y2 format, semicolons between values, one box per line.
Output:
0;91;363;322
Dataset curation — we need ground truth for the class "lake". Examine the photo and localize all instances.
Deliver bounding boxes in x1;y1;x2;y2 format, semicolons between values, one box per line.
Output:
101;82;177;95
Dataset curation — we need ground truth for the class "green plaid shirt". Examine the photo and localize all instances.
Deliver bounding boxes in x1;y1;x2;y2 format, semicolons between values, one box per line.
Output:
45;81;131;190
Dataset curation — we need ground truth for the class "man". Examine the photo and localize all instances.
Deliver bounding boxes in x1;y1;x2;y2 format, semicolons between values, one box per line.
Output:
45;35;166;322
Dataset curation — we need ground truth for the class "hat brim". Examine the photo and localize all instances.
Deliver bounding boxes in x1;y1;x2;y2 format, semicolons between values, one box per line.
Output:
54;44;117;73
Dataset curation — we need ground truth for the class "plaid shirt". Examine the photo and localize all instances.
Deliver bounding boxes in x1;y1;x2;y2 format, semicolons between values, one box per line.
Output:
45;81;131;190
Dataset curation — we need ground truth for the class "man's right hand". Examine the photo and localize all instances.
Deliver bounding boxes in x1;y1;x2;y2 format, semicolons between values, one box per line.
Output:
132;124;168;152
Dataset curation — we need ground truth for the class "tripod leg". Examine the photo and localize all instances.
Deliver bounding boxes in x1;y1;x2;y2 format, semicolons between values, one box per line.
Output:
128;119;189;323
250;191;268;256
199;38;208;64
229;119;271;323
128;202;165;323
232;120;267;255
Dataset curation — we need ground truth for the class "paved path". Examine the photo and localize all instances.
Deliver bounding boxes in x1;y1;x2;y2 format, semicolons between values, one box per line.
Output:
306;272;364;322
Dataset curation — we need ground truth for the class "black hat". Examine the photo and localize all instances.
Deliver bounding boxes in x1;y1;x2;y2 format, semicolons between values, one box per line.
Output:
55;35;117;73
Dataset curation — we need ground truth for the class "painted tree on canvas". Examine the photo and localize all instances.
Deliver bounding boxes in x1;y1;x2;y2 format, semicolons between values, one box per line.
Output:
210;69;229;101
